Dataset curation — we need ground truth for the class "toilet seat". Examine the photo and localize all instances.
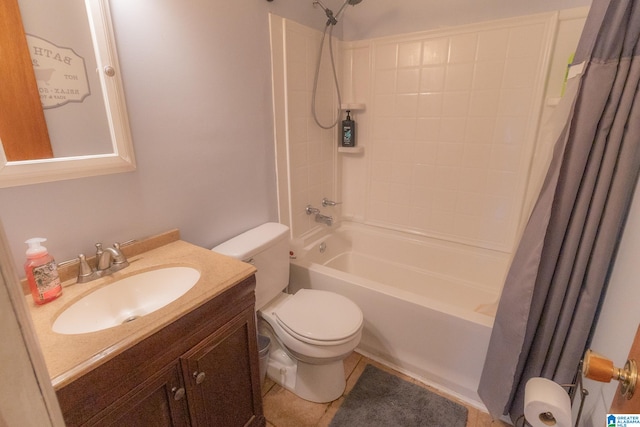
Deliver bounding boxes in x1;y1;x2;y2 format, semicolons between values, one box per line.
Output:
274;289;363;346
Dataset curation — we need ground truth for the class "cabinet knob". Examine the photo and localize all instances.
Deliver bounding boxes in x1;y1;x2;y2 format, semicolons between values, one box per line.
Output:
171;386;186;400
193;371;206;384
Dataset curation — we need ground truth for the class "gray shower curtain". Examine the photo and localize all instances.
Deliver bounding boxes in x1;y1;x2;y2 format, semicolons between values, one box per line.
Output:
478;0;640;423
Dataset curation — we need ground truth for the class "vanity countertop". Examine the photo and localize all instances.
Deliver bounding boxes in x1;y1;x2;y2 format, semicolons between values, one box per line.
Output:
27;233;256;390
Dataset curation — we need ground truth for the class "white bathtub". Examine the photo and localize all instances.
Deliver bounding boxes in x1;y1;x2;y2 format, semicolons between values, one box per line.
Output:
288;221;510;406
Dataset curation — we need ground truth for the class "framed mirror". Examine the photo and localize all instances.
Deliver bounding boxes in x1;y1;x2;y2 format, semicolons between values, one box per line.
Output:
0;0;135;188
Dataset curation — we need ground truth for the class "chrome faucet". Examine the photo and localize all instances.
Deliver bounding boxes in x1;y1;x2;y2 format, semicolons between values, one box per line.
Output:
315;213;333;226
96;242;129;273
306;204;333;226
76;241;130;283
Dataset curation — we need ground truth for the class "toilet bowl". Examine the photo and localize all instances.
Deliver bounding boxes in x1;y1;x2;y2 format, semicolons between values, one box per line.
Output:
212;222;363;403
258;290;363;402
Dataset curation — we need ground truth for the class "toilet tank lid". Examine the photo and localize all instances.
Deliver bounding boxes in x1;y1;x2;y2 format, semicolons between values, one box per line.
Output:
212;222;289;260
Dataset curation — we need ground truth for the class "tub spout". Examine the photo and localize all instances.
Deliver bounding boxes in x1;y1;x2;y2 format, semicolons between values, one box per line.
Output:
306;204;332;225
315;213;333;226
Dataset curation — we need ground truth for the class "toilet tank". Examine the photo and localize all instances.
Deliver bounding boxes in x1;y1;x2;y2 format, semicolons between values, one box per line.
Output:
212;222;290;310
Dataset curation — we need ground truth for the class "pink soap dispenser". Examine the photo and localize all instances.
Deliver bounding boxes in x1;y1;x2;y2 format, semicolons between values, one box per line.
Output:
24;237;63;305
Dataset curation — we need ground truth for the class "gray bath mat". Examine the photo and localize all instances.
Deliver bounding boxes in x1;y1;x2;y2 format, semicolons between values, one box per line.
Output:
330;364;468;427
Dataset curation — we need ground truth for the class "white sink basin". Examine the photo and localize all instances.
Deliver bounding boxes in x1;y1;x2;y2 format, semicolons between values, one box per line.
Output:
52;266;200;335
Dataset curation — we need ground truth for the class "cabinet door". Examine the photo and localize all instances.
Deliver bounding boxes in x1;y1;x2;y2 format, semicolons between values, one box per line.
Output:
182;308;263;427
90;364;190;427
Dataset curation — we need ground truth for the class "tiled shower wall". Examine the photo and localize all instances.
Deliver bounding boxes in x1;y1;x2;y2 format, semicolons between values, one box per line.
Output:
341;14;557;252
271;16;339;237
273;13;559;251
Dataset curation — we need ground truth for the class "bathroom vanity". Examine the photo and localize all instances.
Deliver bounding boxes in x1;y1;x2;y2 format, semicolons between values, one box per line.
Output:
27;231;265;426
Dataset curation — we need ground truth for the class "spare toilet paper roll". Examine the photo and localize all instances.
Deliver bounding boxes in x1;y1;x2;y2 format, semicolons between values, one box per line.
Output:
524;377;572;427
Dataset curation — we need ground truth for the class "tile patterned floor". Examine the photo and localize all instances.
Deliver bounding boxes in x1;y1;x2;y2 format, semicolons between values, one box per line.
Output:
262;352;511;427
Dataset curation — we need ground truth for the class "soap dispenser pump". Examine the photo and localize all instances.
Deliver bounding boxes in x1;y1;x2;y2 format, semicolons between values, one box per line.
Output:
24;237;62;305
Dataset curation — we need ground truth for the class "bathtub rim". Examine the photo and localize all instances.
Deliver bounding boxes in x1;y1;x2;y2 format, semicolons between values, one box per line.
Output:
291;259;496;328
290;221;503;327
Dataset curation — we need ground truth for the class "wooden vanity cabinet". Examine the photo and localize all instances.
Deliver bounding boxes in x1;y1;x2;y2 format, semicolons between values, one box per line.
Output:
182;310;259;426
91;364;190;427
56;275;265;427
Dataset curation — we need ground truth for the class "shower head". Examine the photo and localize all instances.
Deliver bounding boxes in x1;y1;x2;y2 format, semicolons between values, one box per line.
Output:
335;0;363;20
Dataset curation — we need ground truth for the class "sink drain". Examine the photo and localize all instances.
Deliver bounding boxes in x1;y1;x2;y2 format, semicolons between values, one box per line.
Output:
122;315;140;324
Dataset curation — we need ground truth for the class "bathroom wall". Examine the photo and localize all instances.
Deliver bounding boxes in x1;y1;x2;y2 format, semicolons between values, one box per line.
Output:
277;9;591;256
342;0;591;41
0;0;593;271
583;190;640;423
339;14;557;253
271;16;340;237
7;0;640;424
0;0;316;273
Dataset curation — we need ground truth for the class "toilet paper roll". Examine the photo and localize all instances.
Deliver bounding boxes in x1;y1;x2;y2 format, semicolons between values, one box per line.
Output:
524;377;572;427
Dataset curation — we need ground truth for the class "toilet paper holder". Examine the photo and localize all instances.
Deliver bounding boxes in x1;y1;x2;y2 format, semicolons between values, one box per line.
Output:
518;350;637;427
582;349;637;400
517;362;589;427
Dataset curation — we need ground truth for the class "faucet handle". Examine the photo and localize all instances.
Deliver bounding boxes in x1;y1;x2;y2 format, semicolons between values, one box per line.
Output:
305;205;321;215
77;254;97;283
322;198;342;207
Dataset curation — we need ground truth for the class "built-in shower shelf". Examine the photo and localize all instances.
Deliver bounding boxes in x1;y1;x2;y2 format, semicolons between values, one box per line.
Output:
340;103;366;111
338;146;364;154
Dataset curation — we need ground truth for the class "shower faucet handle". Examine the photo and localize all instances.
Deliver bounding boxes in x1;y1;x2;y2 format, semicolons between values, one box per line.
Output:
322;198;342;207
306;205;321;215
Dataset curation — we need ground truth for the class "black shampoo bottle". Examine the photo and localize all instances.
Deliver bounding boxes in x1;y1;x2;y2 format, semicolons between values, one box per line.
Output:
341;110;356;147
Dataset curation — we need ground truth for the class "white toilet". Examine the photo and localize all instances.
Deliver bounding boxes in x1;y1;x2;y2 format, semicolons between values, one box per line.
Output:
213;222;363;403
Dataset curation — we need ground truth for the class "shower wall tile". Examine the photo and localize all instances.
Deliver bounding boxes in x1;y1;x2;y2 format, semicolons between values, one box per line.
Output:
284;21;337;238
395;94;419;116
398;41;422;67
375;94;395;116
375;43;398;69
422;38;449;65
507;24;545;59
363;14;554;251
476;29;509;61
469;91;499;116
448;34;478;63
473;61;505;90
442;92;470;116
418;93;443;116
351;47;371;101
421;69;446;94
439;117;466;142
444;63;474;91
397;69;420;93
415;119;440;142
374;69;396;93
277;13;555;249
498;88;533;116
414;140;438;161
465;117;495;143
503;58;538;88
